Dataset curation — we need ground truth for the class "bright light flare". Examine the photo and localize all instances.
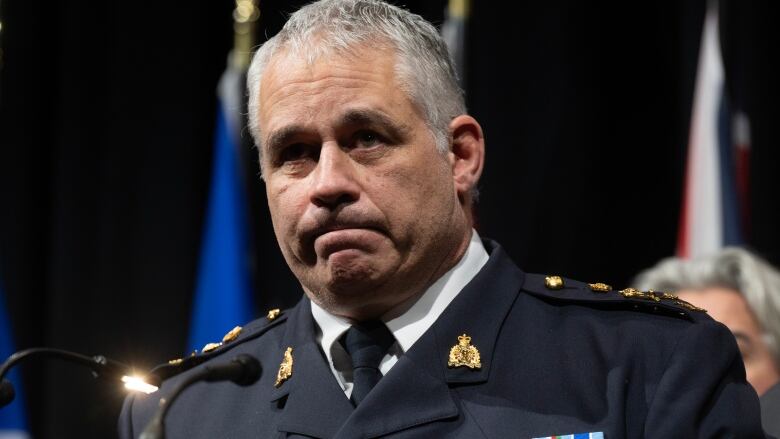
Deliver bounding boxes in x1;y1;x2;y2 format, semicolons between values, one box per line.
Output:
122;375;159;394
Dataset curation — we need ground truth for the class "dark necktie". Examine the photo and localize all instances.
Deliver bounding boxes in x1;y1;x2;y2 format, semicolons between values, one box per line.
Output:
340;320;395;406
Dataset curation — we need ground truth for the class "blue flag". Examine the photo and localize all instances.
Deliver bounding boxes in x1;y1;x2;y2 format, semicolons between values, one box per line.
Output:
0;279;30;438
187;67;255;353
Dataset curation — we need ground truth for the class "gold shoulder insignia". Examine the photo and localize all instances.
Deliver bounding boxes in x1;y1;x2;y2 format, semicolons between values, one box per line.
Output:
620;287;660;302
666;294;707;312
619;288;707;312
267;308;281;321
222;326;242;343
201;342;222;353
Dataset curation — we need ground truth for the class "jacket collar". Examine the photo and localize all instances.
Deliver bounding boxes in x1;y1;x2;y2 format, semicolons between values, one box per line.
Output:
272;240;526;438
270;299;355;438
338;241;525;438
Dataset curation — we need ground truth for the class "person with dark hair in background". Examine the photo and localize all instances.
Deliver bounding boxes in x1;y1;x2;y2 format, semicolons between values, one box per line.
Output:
119;0;768;437
635;247;780;437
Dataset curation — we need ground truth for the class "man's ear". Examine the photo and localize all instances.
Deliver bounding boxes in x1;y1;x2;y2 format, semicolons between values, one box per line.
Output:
449;115;485;202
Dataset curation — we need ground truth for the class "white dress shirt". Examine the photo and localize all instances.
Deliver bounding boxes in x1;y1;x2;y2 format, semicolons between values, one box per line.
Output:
310;230;489;398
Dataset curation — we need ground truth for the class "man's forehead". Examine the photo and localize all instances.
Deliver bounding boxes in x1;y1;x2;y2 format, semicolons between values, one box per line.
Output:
257;49;413;135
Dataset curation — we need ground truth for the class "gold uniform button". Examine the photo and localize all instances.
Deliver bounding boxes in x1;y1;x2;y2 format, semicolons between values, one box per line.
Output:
589;282;612;293
267;308;281;320
545;275;564;290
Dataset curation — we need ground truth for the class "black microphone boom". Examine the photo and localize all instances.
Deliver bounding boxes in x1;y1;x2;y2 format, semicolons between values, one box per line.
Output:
139;354;261;439
0;347;148;408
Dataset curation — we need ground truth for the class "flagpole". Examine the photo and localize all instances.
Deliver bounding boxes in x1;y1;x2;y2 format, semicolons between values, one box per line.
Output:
187;0;260;354
442;0;470;89
231;0;259;71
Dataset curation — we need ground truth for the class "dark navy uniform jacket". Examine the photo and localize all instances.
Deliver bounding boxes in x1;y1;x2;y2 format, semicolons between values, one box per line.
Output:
119;241;767;438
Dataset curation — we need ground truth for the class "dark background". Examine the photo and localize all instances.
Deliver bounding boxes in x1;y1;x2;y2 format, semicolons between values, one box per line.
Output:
0;1;777;437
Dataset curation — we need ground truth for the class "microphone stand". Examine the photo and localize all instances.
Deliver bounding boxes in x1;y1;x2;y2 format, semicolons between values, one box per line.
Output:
139;353;261;439
0;347;157;407
139;368;216;439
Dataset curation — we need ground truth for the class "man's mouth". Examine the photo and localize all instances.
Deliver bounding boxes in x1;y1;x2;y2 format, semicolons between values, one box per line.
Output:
311;226;385;258
303;217;383;243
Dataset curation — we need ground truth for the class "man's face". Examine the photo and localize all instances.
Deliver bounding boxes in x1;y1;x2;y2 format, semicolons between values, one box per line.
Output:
677;287;780;396
257;46;471;320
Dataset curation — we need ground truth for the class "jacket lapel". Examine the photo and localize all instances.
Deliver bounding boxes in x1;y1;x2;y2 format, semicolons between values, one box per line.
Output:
335;241;526;438
334;335;459;438
271;300;355;438
437;242;525;385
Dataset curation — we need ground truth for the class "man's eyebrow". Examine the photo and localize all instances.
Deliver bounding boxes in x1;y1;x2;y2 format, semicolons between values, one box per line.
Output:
339;109;411;138
264;109;411;151
265;124;306;152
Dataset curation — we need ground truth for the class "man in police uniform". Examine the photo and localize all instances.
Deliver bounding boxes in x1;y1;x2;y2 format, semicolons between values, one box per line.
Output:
119;0;768;437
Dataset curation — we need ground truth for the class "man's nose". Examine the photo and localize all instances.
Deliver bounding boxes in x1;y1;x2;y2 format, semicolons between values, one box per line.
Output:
309;144;360;209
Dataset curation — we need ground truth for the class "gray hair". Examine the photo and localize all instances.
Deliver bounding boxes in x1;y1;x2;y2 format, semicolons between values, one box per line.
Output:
246;0;466;161
634;247;780;365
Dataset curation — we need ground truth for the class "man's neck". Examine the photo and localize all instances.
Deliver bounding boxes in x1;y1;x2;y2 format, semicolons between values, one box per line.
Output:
312;229;489;351
381;229;489;351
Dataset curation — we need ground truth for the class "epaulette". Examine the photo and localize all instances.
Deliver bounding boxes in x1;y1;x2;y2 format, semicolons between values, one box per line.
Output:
148;308;288;384
522;273;707;322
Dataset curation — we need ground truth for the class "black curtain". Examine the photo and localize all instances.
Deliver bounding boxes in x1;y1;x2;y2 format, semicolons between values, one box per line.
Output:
468;1;703;281
468;1;780;278
0;1;777;438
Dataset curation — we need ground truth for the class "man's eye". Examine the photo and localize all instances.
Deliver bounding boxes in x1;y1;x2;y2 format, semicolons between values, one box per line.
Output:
279;143;313;163
355;131;382;148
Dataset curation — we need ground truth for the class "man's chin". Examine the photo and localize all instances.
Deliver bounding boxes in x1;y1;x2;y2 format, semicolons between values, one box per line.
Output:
325;258;382;293
296;253;403;316
308;256;390;298
319;247;388;280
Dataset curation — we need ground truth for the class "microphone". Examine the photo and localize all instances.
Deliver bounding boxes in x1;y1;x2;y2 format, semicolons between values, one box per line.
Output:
139;354;261;439
0;347;158;407
0;379;15;407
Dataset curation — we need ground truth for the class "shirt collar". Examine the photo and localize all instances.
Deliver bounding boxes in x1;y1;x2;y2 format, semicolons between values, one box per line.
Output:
311;229;489;362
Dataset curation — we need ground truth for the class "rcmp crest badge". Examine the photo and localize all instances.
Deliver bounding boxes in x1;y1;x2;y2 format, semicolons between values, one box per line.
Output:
448;334;482;369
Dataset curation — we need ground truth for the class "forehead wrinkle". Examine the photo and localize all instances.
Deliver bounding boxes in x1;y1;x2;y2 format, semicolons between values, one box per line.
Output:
260;48;396;106
264;74;388;109
259;75;389;139
262;51;389;89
